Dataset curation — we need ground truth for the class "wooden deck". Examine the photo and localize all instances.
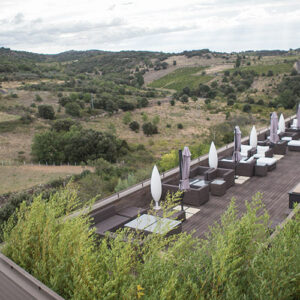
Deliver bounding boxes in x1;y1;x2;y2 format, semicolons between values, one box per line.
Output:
182;150;300;238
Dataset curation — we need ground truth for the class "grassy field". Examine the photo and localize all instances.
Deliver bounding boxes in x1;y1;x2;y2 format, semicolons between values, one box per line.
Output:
149;67;213;91
0;165;94;194
0;112;20;123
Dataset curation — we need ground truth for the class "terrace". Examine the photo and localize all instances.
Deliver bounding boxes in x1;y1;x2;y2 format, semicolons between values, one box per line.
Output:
89;114;300;238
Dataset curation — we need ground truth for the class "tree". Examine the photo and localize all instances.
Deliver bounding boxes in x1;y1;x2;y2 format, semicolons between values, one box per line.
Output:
235;55;241;68
267;70;274;77
182;87;191;96
137;97;149;108
118;101;135;111
122;112;132;125
38;105;55;120
142;122;158;136
129;121;140;132
170;99;175;106
65;102;81;117
243;104;251;112
52;119;77;132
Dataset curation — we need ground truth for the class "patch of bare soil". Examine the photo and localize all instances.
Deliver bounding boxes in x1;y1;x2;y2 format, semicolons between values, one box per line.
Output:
197;64;234;75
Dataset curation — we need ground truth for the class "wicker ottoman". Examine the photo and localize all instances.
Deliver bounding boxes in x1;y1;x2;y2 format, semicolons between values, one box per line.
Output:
255;164;268;177
210;179;226;196
288;140;300;152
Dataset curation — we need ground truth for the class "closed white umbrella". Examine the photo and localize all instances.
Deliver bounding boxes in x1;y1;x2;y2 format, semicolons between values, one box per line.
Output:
208;141;218;169
297;104;300;128
270;112;279;144
278;114;285;133
151;165;162;210
249;126;257;147
179;146;191;190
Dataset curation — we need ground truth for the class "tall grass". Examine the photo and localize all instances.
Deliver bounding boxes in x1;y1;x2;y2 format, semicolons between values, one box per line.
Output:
2;189;299;299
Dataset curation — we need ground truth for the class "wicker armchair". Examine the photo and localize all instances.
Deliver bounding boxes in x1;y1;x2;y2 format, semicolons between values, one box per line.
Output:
162;180;209;207
206;167;235;189
218;157;255;177
189;165;212;181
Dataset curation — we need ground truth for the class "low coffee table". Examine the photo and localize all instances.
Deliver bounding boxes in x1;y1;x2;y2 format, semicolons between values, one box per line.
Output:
210;179;226;196
124;214;182;236
288;183;300;209
190;179;209;188
155;208;186;221
124;214;157;231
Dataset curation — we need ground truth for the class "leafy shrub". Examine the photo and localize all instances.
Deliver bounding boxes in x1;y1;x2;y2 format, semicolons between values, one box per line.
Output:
142;122;158;136
20;113;33;124
52;119;77;132
38;105;55;120
177;123;183;129
1;190;299;299
35;94;43;102
32;127;128;164
227;99;234;106
257;99;265;106
122;112;132;125
267;70;274;76
129;121;140;132
65;102;81;117
137;97;148;108
170;99;175;106
243;104;251;112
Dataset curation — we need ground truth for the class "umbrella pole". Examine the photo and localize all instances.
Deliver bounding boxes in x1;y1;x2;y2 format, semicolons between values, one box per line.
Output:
178;149;184;211
234;127;238;179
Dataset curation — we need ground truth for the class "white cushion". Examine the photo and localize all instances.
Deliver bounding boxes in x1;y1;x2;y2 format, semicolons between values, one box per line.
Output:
257;157;276;166
241;145;252;152
257;146;269;154
281;136;292;141
288;140;300;146
221;158;233;162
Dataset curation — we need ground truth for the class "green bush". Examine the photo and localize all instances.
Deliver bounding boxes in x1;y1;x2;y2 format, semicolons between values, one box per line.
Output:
65;102;81;117
129;121;140;132
32;127;128;164
177;123;183;129
243;104;251;112
2;190;299;299
35;94;43;102
142;122;158;136
122;112;132;125
38;105;55;120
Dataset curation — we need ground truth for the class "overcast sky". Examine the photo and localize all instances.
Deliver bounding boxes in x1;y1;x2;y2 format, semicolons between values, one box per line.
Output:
1;0;300;54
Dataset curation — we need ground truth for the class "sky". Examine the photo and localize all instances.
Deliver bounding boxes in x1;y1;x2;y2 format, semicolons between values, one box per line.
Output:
0;0;300;54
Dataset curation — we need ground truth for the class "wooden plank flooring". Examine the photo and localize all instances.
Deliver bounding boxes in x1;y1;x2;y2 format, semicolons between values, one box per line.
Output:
182;151;300;238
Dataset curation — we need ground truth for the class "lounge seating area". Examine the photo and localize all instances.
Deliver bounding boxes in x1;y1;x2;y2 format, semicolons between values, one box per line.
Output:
88;115;300;241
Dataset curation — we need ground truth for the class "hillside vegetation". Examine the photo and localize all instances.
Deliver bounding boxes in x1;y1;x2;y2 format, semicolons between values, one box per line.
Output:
0;46;299;200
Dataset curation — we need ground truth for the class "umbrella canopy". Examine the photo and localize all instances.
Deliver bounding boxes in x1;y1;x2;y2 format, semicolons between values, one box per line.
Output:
232;126;242;162
270;112;279;144
208;141;218;169
249;126;257;147
151;165;162;209
179;146;191;190
278;114;285;133
297;104;300;128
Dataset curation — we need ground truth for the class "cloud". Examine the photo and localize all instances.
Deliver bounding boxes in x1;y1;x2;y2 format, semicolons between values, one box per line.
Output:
0;0;299;53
